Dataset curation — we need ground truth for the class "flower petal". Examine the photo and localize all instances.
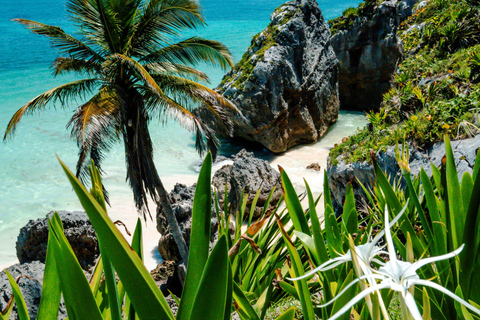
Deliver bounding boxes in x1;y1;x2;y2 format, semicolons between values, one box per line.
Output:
404;291;423;320
287;256;349;281
414;279;480;316
318;274;385;308
410;244;464;273
327;283;392;320
371;200;409;245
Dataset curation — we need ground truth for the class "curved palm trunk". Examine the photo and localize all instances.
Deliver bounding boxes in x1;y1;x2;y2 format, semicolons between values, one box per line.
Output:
123;93;189;264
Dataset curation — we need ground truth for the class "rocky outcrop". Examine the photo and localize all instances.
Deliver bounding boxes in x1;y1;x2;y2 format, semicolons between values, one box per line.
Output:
156;184;218;262
156;149;281;261
197;0;339;153
327;135;480;214
0;261;67;320
212;149;283;219
16;211;99;270
331;0;418;111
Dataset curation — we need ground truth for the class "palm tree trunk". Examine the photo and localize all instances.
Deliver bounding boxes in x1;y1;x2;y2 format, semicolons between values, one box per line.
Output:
155;180;189;264
123;95;189;264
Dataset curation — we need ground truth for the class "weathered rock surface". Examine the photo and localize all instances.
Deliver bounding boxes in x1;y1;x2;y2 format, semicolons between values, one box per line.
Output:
197;0;339;153
327;135;480;213
16;211;99;270
0;261;67;320
212;149;283;219
331;0;418;111
156;184;218;262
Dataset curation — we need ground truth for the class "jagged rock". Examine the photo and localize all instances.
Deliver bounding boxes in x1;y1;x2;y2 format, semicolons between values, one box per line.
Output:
331;0;418;111
327;135;480;214
0;261;67;320
197;0;339;153
156;184;218;262
306;163;322;171
212;149;283;219
16;211;99;270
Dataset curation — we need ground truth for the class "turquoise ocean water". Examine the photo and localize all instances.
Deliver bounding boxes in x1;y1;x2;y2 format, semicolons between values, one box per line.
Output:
0;0;362;266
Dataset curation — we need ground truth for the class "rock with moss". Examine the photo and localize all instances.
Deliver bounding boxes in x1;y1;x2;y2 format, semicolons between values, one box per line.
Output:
327;135;480;214
331;0;418;111
197;0;339;153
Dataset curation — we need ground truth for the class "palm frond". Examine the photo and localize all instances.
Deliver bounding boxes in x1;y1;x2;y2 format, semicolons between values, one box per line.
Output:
130;0;205;55
12;18;104;63
104;53;168;98
68;87;122;184
4;79;100;139
140;37;234;70
145;62;208;82
52;56;102;76
143;88;220;158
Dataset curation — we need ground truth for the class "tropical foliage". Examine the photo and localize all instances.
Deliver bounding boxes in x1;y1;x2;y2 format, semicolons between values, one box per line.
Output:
330;0;480;165
4;0;238;263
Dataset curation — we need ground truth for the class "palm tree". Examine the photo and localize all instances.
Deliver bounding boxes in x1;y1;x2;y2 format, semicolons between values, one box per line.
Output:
4;0;236;264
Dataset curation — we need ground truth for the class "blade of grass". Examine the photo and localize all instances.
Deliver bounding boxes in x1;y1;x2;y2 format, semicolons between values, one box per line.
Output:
177;152;213;320
5;271;30;320
57;157;174;320
280;170;310;235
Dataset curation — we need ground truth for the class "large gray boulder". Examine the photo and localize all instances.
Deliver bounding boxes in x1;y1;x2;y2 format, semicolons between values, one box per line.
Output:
212;149;283;219
16;211;99;270
197;0;339;153
0;261;67;320
327;135;480;214
331;0;418;111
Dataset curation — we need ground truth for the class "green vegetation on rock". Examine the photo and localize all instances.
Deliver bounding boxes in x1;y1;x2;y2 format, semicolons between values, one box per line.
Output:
219;2;302;93
330;0;480;165
328;0;379;35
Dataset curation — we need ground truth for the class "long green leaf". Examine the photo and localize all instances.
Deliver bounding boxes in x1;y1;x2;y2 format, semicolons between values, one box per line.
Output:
36;221;61;320
444;135;464;250
277;220;315;320
190;236;230;320
323;170;333;209
232;282;261;320
305;181;329;265
281;170;310;235
177;152;213;320
325;205;343;257
342;183;357;235
275;307;296;320
5;271;30;320
58;157;174;320
48;213;103;320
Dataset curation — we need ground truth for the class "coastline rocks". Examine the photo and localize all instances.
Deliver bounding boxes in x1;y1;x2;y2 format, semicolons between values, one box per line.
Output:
197;0;339;153
16;211;99;270
0;261;67;320
156;184;218;262
327;135;480;214
331;0;418;111
212;149;283;219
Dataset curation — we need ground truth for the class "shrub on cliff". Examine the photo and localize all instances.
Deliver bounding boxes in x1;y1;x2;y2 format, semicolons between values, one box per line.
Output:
330;0;480;165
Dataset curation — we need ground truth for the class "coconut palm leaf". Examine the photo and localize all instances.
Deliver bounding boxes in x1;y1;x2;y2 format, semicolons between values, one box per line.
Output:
52;57;102;76
12;19;104;62
4;79;100;139
140;37;233;70
146;62;209;82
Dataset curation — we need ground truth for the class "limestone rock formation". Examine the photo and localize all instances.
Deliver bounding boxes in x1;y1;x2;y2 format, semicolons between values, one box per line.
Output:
16;211;99;270
197;0;339;153
327;135;480;214
330;0;418;111
212;149;283;219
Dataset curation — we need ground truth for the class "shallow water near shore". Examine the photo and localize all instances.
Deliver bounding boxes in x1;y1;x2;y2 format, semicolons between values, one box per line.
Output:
0;0;363;269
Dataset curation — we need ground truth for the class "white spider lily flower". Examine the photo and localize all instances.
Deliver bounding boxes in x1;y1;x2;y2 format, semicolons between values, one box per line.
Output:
324;207;480;320
288;201;409;281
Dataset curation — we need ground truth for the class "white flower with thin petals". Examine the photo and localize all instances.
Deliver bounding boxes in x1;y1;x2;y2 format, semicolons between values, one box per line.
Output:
321;206;480;320
288;202;409;282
